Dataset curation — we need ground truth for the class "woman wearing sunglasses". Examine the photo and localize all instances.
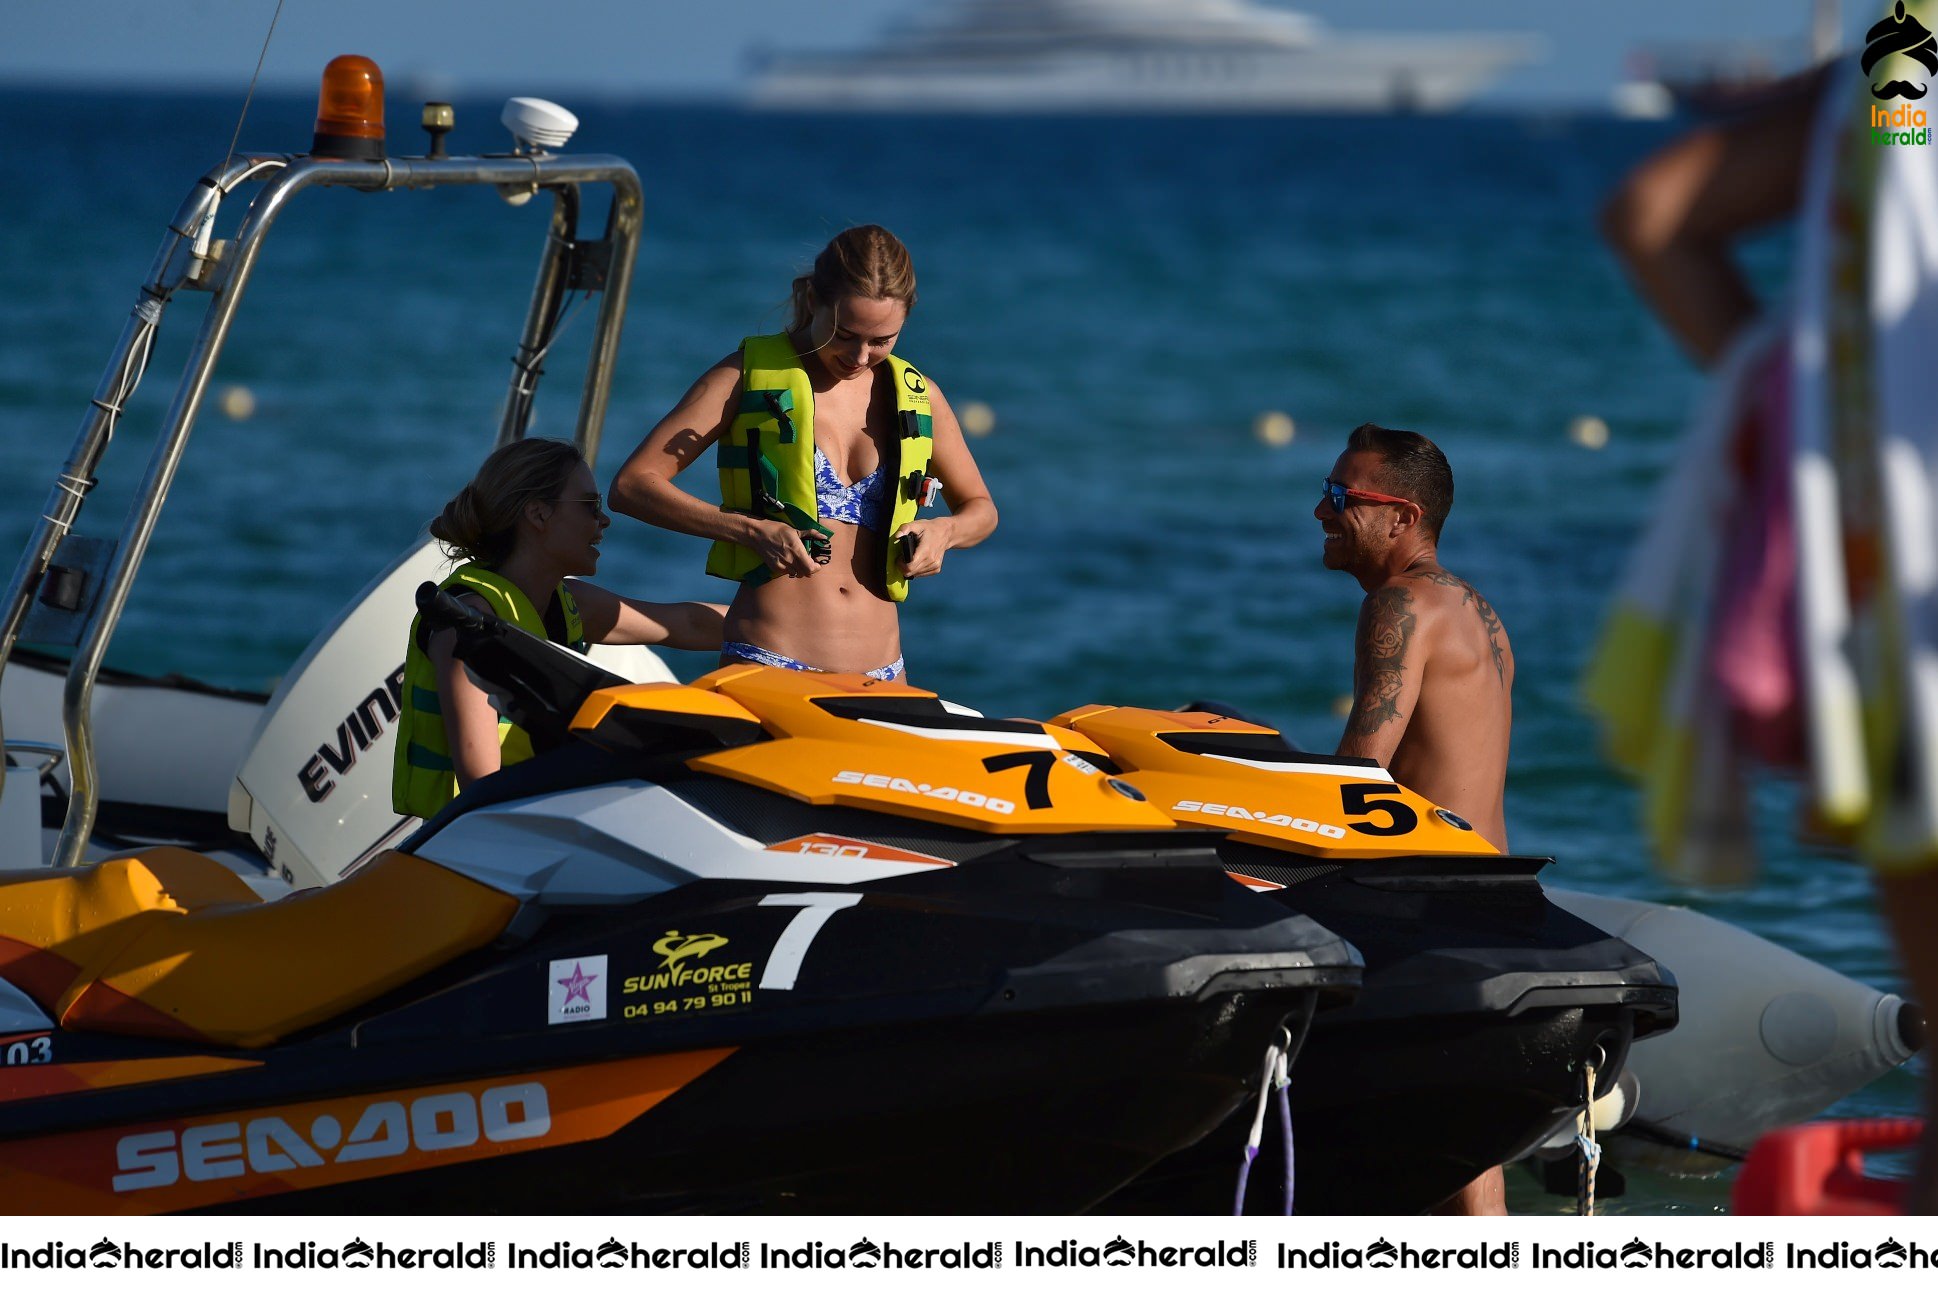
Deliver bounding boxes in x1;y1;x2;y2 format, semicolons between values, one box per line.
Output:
392;437;728;819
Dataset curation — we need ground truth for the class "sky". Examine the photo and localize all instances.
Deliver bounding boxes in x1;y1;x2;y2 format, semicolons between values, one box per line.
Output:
3;0;1881;108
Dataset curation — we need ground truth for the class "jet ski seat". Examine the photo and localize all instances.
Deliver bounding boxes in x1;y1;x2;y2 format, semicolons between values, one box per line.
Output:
0;848;518;1048
0;848;259;1007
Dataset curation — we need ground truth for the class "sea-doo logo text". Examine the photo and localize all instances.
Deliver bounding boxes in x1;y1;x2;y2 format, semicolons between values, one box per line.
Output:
653;931;728;973
111;1083;550;1192
297;665;407;803
1173;800;1347;838
833;770;1015;814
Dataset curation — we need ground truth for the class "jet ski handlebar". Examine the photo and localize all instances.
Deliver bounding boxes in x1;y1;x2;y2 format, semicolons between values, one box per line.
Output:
413;580;627;752
416;582;501;636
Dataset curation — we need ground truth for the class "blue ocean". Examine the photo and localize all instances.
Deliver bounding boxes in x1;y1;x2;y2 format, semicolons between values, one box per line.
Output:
0;88;1914;1212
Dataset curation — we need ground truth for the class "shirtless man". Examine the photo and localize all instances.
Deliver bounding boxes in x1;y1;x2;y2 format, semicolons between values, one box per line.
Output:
1316;422;1516;1213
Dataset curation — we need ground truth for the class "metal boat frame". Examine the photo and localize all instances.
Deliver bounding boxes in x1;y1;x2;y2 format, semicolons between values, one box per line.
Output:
0;135;644;869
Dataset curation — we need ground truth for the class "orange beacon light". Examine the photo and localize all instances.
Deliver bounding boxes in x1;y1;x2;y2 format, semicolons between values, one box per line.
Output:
311;55;386;160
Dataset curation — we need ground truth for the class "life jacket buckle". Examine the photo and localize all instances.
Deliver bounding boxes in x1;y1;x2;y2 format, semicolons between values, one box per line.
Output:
753;483;832;564
761;391;799;444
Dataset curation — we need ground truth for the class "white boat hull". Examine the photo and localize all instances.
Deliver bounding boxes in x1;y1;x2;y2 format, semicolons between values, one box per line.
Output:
1549;889;1920;1163
2;536;676;890
750;35;1541;114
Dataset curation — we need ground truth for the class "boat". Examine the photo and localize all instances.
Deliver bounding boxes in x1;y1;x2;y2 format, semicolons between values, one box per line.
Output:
1050;705;1678;1214
0;61;676;889
745;0;1543;115
0;589;1359;1213
1543;890;1923;1173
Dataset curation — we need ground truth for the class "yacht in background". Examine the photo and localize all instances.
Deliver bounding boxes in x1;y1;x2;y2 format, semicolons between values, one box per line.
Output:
746;0;1542;114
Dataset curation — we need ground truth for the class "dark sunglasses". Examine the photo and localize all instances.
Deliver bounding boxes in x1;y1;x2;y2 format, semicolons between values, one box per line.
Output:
1321;477;1414;513
555;492;607;520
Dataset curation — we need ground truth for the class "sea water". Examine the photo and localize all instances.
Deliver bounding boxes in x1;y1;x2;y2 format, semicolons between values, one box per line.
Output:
0;89;1916;1213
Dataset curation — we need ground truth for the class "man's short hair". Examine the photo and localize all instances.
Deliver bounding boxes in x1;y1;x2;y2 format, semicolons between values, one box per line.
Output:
1346;422;1453;540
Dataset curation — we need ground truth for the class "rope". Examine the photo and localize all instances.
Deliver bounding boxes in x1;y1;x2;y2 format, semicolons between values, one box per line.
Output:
1233;1041;1278;1214
1576;1060;1601;1217
1272;1050;1295;1216
1233;1030;1296;1215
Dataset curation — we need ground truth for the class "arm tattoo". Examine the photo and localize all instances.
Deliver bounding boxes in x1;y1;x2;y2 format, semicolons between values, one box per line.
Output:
1346;585;1416;740
1413;568;1509;687
1473;592;1509;686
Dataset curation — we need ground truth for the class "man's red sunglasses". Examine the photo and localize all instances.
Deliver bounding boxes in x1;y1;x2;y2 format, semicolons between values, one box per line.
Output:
1321;478;1414;513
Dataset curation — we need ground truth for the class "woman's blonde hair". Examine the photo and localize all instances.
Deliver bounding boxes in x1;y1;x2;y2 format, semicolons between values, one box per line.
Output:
787;225;918;334
430;437;585;567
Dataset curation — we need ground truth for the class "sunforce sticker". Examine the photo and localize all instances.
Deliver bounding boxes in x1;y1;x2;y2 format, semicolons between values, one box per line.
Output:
548;955;608;1025
621;931;756;1021
832;770;1015;815
1173;800;1348;838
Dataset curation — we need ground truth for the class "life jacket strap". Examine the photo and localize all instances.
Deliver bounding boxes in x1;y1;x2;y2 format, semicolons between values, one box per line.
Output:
731;405;832;561
404;744;453;773
760;390;800;444
740;385;796;423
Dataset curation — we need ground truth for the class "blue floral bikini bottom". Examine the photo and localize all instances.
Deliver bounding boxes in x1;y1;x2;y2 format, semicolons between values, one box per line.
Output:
720;639;906;682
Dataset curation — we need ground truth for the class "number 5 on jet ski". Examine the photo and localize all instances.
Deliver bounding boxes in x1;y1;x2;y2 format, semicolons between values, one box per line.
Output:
393;439;727;818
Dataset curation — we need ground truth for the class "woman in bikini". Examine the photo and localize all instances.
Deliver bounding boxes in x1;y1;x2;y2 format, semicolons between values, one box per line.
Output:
609;225;997;681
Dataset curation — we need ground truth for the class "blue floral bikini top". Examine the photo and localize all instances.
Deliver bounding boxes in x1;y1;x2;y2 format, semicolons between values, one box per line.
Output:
814;446;891;533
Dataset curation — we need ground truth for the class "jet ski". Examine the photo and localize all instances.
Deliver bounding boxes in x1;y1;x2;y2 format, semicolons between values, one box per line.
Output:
1055;705;1679;1214
0;588;1360;1214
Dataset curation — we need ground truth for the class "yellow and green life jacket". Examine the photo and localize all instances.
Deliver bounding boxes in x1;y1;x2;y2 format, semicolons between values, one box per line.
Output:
392;563;585;818
705;332;935;603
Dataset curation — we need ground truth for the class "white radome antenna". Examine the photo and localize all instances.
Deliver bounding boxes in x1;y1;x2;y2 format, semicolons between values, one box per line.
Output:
501;98;579;153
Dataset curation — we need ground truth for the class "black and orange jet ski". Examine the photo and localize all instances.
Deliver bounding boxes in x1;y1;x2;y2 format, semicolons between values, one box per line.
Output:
0;590;1360;1215
1052;705;1679;1215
